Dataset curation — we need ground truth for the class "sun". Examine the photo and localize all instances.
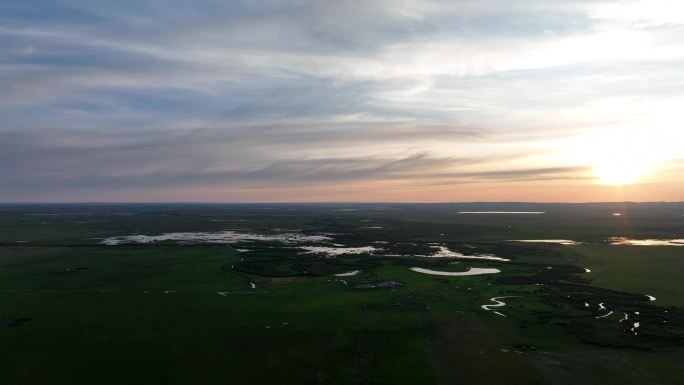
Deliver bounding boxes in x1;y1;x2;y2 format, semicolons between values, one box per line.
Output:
579;130;657;186
564;104;683;187
591;141;655;185
593;160;646;185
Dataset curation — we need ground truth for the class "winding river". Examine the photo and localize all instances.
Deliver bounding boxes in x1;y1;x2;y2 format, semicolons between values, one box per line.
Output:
481;296;519;317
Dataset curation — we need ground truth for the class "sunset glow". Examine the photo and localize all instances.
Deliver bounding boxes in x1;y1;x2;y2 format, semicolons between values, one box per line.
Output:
0;1;682;202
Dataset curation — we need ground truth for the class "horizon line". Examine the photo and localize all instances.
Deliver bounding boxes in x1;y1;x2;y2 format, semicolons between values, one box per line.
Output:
1;201;683;205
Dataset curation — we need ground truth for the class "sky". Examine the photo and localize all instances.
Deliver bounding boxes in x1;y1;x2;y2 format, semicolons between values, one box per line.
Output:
1;0;683;202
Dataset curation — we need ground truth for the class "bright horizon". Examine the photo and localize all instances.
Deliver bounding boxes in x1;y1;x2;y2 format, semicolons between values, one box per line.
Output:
2;1;683;202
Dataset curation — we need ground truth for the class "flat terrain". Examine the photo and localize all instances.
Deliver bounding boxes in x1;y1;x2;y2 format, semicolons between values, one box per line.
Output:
0;203;683;384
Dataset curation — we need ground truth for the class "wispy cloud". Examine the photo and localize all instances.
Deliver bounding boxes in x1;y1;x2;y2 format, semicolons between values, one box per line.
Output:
1;0;682;201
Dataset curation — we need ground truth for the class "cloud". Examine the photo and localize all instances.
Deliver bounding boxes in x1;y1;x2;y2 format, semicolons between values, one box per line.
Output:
0;128;536;190
0;0;682;201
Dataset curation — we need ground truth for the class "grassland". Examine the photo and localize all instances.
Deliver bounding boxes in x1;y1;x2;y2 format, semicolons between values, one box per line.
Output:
0;203;682;384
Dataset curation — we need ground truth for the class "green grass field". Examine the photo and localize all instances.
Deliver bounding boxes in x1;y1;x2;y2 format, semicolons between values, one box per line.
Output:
0;203;682;384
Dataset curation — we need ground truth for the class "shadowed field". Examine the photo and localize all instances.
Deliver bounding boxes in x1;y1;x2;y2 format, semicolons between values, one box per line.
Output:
1;203;683;384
